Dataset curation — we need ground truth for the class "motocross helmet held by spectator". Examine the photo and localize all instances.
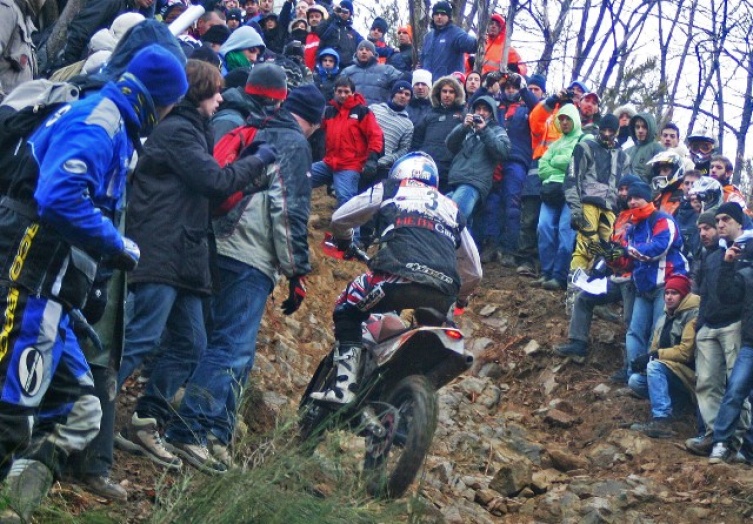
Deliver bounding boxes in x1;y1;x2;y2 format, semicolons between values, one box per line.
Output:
689;176;723;212
389;152;439;188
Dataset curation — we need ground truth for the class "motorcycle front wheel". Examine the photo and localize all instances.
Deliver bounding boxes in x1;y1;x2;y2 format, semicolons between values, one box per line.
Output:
363;375;438;498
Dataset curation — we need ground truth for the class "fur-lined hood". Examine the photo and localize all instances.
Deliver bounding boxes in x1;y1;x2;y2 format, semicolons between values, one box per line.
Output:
430;75;465;108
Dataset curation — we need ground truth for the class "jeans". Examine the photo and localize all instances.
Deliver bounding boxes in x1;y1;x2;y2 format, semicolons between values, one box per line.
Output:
569;280;635;343
448;184;481;224
537;201;575;284
310;161;360;209
713;346;753;445
517;196;541;263
500;162;526;253
167;257;273;446
624;286;665;381
628;360;692;418
118;283;207;425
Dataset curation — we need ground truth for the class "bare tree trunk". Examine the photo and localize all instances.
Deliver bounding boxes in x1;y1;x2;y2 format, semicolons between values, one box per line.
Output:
410;0;431;68
732;48;753;184
500;0;518;71
39;0;86;73
474;0;490;73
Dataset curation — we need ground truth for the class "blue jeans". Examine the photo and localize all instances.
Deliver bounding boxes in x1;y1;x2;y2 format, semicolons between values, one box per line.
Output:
118;283;207;425
713;345;753;445
310;161;360;209
167;257;273;446
448;184;481;224
537;201;575;284
500;162;526;253
624;286;665;381
629;360;692;418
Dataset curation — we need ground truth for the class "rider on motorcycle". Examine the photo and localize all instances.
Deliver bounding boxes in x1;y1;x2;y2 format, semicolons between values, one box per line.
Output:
310;152;482;404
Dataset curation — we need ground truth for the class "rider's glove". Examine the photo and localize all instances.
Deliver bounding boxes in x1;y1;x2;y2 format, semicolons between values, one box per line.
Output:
111;237;140;271
281;276;307;315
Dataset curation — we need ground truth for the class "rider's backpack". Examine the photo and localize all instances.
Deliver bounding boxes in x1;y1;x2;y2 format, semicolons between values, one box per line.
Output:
212;124;259;215
0;80;82;196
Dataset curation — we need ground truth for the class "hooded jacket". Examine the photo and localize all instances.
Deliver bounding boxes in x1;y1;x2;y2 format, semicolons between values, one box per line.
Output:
211;87;258;142
625;112;664;183
445;95;510;200
538;103;583;185
419;21;477;81
477;15;525;76
340;55;404;106
313;47;340;101
410;76;465;188
565;135;630;215
321;92;383;171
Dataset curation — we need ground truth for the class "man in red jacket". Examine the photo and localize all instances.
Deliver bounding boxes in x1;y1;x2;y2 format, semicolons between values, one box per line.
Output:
310;76;383;241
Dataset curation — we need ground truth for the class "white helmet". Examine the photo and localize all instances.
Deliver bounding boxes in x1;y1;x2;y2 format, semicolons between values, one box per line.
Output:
647;150;684;191
686;132;717;164
388;152;439;188
689;176;723;211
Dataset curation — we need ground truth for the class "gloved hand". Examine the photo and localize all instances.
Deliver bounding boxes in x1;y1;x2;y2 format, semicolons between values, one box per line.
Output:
587;257;609;282
362;152;379;180
253;144;278;166
630;352;658;373
281;276;307;315
485;70;503;88
111;237;140;271
343;243;369;262
517;74;527;90
570;211;589;232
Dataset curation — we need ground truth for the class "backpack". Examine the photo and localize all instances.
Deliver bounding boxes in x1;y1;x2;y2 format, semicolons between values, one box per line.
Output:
0;80;82;196
212;124;259;215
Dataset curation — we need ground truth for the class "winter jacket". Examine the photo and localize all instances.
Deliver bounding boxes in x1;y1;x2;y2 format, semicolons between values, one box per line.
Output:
419;22;477;81
650;292;700;394
211;87;256;142
477;32;524;76
127;102;267;294
313;47;340;101
625;112;664;183
565;136;629;215
697;241;753;328
370;102;413;169
406;97;432;127
446;95;510;200
315;15;362;68
627;208;688;294
410;76;466;188
340;56;404;106
213;101;312;282
321;92;383;172
0;0;36;94
538;104;583;185
494;88;538;169
387;44;413;72
719;256;753;347
303;32;321;71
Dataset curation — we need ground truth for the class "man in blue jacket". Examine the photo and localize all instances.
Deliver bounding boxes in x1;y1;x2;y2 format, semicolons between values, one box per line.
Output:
0;45;187;521
419;1;477;81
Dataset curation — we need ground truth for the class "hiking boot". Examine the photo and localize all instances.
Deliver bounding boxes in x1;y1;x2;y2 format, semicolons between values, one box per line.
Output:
2;459;53;522
608;369;627;384
115;413;183;470
555;339;588;363
594;304;621;323
630;418;676;439
685;434;714;456
207;434;234;468
542;278;566;291
516;261;538;278
529;276;548;288
480;244;501;264
310;344;363;404
168;441;227;475
709;442;745;464
499;254;517;268
81;475;128;501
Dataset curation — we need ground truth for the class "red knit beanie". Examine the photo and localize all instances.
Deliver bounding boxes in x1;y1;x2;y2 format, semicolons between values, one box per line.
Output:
665;274;691;297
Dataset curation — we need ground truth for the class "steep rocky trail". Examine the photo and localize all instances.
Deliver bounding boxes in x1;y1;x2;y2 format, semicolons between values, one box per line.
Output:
48;189;753;522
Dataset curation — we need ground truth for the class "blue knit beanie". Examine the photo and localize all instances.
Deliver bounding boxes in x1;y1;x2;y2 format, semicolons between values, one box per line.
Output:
618;173;641;189
339;0;353;13
371;17;389;33
627;181;653;202
528;74;546;92
126;44;188;106
391;80;413;97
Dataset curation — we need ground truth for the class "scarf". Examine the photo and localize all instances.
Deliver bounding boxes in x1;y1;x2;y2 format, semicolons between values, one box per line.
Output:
225;50;251;72
629;202;657;224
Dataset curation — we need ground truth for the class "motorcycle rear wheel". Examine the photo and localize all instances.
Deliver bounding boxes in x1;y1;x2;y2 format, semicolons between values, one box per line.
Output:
363;375;438;498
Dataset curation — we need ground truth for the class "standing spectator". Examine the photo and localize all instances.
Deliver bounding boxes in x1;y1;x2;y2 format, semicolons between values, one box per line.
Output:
0;45;187;523
626;112;664;183
0;0;37;95
566;114;629;273
312;47;340;101
660;122;693;169
578;91;600;136
114;59;276;472
709;155;750;211
445;95;510;222
218;25;266;75
534;103;583;290
165;75;326;474
310;76;383;224
613;104;636;148
628;274;699;439
195;10;227;38
340;40;403;106
411;75;466;194
388;25;414;72
259;13;287;54
623;181;689;382
686;202;751;456
406;69;433;127
303;4;328;70
242;0;259;23
226;8;244;30
315;0;363;68
367;17;394;64
476;13;525;76
464;71;482;100
420;1;477;81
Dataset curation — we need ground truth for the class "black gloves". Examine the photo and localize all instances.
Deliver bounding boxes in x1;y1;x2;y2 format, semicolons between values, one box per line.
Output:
631;352;658;373
570;211;589;232
281;276;307;315
110;237;140;271
362;152;379;180
588;257;609;282
240;141;278;165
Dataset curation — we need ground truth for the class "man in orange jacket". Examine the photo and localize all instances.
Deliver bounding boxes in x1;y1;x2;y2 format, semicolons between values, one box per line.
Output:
475;14;526;76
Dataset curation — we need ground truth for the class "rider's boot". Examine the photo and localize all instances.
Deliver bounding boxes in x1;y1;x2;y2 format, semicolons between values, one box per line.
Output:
310;344;363;404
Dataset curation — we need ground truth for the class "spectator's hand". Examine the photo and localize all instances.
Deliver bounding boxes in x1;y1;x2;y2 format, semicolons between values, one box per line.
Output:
362;152;379;180
630;353;651;373
281;276;307;315
627;246;649;261
517;74;527;90
725;245;743;262
570;212;589;232
464;113;475;127
111;237;140;271
252;143;278;166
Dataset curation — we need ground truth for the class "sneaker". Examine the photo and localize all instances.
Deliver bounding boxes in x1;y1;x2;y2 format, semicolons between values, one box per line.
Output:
709;442;745;464
499;254;517;268
630;418;676;439
168;441;227;475
685;434;714;456
516;261;538;278
529;276;548;288
555;339;588;364
115;413;183;470
542;278;566;291
81;475;128;501
207;434;234;468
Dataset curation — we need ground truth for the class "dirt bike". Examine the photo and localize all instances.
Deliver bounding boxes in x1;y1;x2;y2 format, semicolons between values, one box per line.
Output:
298;302;473;499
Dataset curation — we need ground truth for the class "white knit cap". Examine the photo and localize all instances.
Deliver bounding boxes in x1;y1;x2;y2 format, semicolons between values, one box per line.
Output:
412;69;432;87
110;12;146;42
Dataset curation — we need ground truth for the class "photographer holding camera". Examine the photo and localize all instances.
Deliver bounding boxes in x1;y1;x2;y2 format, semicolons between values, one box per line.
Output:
444;95;510;223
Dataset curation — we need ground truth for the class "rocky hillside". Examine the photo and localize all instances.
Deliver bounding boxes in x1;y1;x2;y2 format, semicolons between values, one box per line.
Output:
47;190;753;523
